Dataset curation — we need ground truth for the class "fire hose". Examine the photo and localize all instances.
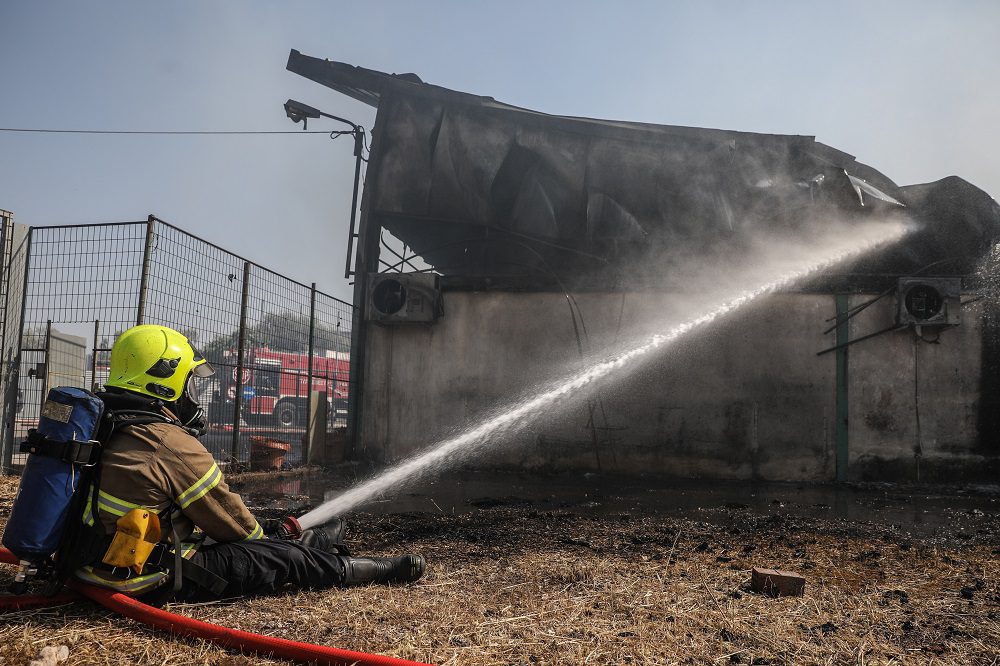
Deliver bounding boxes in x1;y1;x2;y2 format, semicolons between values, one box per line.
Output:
0;588;79;611
0;547;432;666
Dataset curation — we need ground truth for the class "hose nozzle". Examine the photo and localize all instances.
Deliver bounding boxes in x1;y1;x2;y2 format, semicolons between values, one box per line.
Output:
277;516;302;540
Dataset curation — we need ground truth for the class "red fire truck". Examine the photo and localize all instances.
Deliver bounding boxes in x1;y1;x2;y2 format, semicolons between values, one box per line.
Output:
220;348;349;427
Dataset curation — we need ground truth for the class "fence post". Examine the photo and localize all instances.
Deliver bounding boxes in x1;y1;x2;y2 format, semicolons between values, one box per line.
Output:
90;320;100;391
307;390;327;466
0;216;10;389
37;319;52;418
1;226;31;470
231;261;251;463
0;217;11;470
304;282;317;465
136;215;156;326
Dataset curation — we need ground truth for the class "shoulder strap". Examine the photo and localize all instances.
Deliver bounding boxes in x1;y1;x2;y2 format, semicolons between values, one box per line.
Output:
20;431;101;466
104;409;176;431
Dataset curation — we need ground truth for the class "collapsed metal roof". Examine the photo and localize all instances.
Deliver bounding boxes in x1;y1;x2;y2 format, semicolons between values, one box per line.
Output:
288;50;1000;290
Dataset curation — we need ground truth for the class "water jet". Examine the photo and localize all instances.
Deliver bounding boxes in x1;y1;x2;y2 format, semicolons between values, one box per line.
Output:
299;218;911;528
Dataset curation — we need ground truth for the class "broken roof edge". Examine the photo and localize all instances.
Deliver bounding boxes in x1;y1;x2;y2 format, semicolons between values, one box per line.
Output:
287;49;461;108
287;50;811;142
287;49;898;191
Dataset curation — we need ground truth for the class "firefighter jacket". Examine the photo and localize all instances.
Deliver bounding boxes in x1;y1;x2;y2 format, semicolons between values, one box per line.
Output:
74;420;264;593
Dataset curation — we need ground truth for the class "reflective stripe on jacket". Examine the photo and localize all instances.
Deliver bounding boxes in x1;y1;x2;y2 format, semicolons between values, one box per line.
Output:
74;421;263;592
75;543;199;594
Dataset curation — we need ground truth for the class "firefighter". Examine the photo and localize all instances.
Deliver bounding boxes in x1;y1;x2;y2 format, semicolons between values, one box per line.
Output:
71;324;424;601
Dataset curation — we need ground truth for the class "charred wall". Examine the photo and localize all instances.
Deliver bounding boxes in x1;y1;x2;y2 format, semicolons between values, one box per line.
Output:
359;290;997;482
368;93;909;291
285;54;1000;482
973;238;1000;455
846;296;995;481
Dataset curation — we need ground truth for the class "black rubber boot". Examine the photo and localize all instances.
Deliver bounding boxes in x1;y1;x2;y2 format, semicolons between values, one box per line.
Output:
299;518;347;554
342;554;425;586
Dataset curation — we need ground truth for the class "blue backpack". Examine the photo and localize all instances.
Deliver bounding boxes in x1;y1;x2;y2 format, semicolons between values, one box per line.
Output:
1;387;104;591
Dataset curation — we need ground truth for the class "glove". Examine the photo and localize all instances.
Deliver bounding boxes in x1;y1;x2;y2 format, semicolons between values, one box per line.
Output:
259;517;283;537
259;516;302;540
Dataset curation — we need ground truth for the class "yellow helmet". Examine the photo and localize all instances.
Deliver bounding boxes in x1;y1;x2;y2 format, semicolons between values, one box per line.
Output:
107;325;214;401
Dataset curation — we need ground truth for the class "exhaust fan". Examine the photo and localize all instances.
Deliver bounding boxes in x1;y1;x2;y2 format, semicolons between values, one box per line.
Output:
896;277;961;327
366;273;442;324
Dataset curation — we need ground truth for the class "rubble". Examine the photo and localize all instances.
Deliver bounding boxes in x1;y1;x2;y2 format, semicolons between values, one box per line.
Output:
29;645;69;666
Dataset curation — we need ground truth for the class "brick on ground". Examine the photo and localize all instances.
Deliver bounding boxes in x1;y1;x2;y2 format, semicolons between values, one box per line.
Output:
751;567;806;597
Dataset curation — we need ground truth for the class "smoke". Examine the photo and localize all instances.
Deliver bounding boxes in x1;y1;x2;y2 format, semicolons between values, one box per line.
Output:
576;212;917;343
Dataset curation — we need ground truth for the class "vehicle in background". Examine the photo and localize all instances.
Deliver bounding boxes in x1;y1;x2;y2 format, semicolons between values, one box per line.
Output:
216;348;349;428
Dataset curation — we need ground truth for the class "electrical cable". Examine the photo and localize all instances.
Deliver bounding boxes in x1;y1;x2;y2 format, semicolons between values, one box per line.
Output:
0;128;333;135
477;238;619;470
494;259;606;468
322;125;369;163
372;230;619;466
379;232;420;273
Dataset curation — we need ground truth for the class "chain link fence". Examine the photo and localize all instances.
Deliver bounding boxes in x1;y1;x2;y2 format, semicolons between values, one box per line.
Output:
0;215;354;470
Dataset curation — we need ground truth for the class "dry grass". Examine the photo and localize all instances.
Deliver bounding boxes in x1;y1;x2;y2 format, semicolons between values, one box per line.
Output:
2;473;999;665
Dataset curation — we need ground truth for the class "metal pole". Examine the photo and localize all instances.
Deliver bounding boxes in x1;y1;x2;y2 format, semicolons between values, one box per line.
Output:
0;217;12;467
37;320;51;418
304;283;316;465
345;128;382;457
90;320;100;391
0;215;11;391
2;227;32;470
231;261;252;462
344;132;364;279
835;294;850;483
136;215;156;326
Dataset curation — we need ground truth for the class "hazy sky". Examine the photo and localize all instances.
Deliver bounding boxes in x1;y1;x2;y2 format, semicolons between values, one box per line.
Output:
1;1;998;301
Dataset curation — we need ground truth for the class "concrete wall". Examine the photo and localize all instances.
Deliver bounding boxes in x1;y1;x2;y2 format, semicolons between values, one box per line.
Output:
847;295;990;481
359;290;992;482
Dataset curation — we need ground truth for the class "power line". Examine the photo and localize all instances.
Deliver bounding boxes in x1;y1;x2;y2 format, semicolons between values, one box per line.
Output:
0;127;333;135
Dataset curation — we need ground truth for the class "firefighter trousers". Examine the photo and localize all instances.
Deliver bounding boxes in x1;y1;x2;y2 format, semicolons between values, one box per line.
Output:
170;538;347;602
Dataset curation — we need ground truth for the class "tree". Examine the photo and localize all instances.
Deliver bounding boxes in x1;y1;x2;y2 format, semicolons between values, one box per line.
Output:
200;311;351;363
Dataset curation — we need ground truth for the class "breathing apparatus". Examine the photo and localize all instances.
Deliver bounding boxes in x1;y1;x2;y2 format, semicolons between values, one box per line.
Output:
2;387;104;593
1;325;216;593
173;375;208;436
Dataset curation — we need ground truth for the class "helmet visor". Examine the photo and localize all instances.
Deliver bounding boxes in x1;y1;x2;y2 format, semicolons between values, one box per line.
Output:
185;374;202;404
190;346;214;377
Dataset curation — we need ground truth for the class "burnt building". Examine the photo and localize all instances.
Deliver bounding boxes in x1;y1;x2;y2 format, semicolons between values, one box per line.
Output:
289;50;1000;482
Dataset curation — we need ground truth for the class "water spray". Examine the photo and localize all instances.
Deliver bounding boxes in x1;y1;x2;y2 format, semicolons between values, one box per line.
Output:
298;219;912;529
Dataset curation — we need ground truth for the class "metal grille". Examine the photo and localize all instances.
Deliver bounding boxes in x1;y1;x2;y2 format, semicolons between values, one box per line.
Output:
313;292;353;426
0;216;354;469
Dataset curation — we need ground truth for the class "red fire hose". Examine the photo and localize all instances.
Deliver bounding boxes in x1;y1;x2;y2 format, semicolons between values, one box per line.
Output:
0;589;80;610
0;547;432;666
